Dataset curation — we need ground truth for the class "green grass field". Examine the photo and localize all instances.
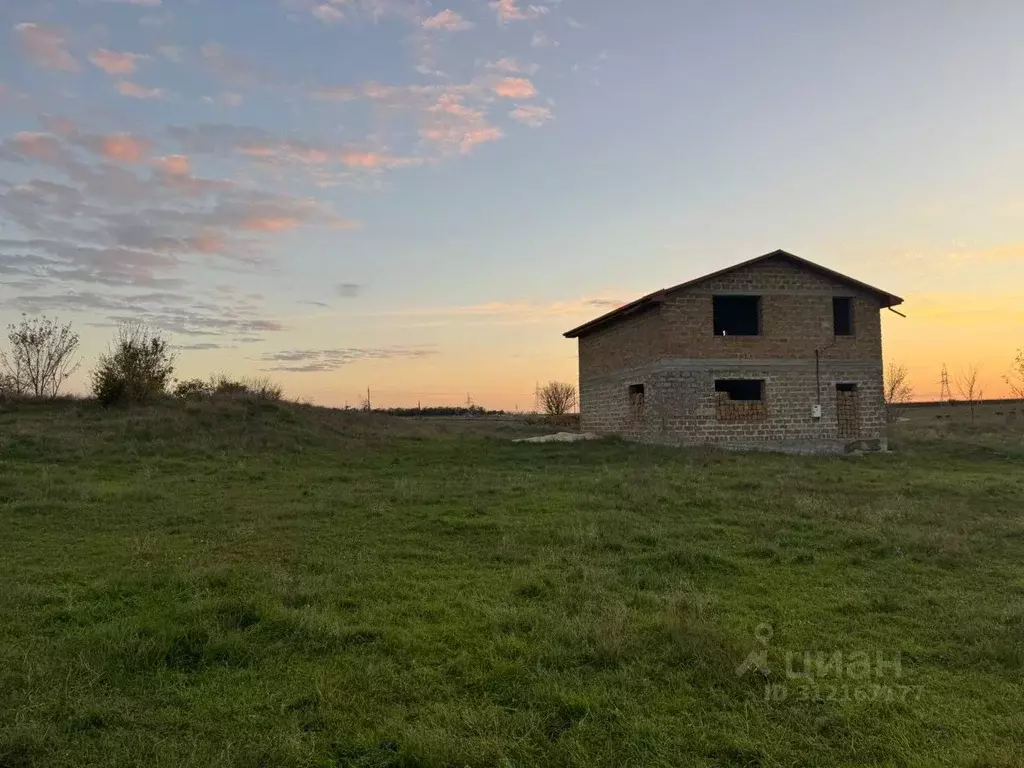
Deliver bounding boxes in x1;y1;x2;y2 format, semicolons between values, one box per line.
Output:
1;401;1023;767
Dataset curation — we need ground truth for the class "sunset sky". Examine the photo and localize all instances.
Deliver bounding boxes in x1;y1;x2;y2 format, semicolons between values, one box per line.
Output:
2;0;1022;408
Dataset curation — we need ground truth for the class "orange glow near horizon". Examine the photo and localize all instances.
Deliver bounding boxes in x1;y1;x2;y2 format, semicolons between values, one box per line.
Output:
240;289;1024;412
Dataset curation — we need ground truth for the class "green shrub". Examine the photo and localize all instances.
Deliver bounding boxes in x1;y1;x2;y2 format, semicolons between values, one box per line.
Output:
211;375;282;401
0;373;18;401
173;378;211;401
172;375;283;403
91;324;175;406
240;376;283;401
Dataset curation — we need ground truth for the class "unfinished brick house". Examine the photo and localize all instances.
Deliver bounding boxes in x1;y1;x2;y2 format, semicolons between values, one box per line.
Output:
564;250;904;452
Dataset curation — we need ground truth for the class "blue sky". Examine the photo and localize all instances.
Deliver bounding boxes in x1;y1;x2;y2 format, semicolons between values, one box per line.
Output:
2;0;1023;406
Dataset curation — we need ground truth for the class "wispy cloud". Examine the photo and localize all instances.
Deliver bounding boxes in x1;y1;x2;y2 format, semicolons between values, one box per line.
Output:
510;105;553;127
116;80;167;99
420;94;504;154
3;132;64;162
0;121;357;340
311;3;346;23
530;30;557;48
487;57;540;75
175;123;425;176
336;282;361;297
289;0;427;26
422;9;472;31
490;0;549;23
89;49;147;75
259;346;438;372
15;23;79;73
178;342;229;350
376;296;626;324
152;154;191;176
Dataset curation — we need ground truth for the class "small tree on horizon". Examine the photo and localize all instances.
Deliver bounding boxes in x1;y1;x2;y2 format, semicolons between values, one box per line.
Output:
0;315;81;399
1006;350;1024;400
539;381;577;417
884;361;913;424
956;364;983;422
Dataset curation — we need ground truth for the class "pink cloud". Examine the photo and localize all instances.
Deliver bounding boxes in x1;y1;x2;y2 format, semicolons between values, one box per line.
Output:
339;150;423;170
239;143;330;166
98;133;150;163
420;94;504;155
510;105;553;127
153;154;191;175
116;80;166;99
460;127;504;153
187;232;225;254
340;151;388;169
422;9;473;31
10;132;64;162
15;23;79;73
241;217;302;233
89;49;146;75
493;77;537;99
488;57;539;75
490;0;548;23
0;127;359;341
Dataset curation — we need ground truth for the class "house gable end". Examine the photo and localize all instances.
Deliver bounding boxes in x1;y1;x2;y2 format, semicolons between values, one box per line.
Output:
564;250;902;339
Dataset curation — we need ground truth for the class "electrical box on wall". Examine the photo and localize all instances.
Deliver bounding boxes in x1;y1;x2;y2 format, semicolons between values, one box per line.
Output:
811;404;822;419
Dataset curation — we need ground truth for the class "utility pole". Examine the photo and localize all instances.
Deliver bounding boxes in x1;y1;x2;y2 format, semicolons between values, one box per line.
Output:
939;364;952;404
366;386;371;412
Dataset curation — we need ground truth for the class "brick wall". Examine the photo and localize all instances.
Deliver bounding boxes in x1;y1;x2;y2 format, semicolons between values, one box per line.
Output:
580;360;886;451
578;257;884;376
575;256;891;452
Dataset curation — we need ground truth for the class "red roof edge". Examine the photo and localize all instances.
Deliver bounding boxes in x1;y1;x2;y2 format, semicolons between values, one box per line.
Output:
563;250;904;339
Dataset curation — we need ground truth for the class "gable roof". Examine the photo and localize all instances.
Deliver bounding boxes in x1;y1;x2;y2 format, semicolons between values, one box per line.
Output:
563;249;904;339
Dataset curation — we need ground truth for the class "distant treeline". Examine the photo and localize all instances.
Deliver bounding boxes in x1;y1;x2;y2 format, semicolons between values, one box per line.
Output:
905;398;1024;409
363;405;513;417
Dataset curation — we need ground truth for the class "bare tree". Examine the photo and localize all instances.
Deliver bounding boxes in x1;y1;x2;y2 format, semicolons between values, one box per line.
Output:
0;315;81;399
1006;350;1024;400
539;381;577;417
956;364;983;421
884;361;914;424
